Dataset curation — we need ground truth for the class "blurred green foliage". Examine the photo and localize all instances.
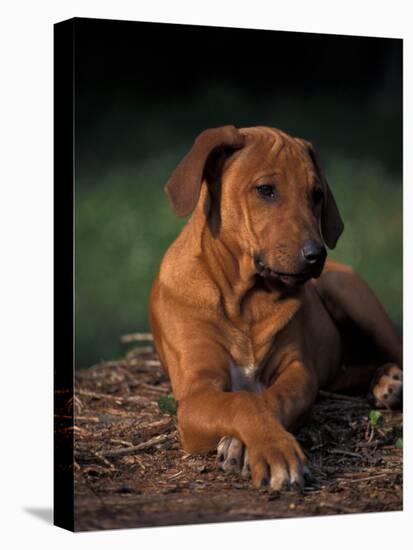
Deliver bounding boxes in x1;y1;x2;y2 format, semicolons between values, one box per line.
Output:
75;89;402;369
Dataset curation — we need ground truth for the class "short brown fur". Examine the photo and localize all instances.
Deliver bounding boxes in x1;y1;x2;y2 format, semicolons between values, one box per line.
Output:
150;126;402;491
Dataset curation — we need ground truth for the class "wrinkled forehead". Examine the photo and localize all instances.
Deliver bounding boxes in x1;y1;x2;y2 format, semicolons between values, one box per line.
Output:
228;127;316;183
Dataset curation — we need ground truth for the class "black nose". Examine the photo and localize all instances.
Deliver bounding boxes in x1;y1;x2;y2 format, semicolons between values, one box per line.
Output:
301;240;326;266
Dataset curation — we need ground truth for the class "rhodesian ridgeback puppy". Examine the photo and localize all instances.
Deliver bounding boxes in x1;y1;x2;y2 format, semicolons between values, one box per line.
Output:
150;125;402;492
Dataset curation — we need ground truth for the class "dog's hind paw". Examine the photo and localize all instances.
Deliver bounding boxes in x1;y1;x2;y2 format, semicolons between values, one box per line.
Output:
216;436;248;475
368;363;402;409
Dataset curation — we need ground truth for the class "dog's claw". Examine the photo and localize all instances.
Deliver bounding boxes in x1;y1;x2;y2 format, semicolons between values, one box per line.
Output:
303;471;312;483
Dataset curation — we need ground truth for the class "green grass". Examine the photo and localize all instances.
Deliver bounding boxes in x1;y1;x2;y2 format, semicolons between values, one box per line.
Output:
327;154;402;328
75;153;186;368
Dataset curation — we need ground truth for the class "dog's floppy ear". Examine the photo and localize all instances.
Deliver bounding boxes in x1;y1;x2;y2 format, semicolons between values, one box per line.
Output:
299;139;344;249
165;125;245;217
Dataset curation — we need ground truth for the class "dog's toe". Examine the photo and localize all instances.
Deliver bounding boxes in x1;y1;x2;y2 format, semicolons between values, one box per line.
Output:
217;436;245;474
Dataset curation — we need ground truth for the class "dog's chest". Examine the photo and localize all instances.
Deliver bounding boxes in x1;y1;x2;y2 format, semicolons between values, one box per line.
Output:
229;359;264;392
225;289;303;393
226;327;268;392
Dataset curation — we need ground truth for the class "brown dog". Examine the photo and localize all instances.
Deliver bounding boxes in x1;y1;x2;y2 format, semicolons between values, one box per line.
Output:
150;125;402;492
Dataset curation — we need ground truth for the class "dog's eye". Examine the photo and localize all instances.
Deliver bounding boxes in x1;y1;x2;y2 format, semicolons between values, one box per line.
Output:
312;187;323;204
256;184;277;200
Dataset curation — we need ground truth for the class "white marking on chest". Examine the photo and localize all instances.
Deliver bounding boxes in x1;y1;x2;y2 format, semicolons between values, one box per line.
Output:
229;360;264;393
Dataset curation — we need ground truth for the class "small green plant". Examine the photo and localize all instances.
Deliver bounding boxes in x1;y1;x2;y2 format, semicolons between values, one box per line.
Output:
158;395;177;415
395;437;403;449
369;410;383;426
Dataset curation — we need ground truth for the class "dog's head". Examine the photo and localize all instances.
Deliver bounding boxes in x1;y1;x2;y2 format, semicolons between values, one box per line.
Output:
165;125;343;286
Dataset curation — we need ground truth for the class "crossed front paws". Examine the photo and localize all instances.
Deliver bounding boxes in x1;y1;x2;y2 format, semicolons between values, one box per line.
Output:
217;431;309;492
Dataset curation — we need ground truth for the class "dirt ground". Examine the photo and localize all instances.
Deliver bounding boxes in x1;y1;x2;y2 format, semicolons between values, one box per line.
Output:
71;336;403;532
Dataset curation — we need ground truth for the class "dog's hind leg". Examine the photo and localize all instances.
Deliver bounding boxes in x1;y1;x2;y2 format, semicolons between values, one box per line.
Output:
327;363;378;393
327;363;402;408
316;265;402;365
316;264;402;408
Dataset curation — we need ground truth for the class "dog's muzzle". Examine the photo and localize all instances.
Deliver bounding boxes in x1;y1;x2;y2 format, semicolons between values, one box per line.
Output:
254;247;326;286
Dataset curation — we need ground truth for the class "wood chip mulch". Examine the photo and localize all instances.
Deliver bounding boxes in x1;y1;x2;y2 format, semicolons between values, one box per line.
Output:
63;335;402;531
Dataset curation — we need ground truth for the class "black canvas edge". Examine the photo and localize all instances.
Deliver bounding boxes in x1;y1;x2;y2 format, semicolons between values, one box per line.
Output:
54;17;75;532
66;15;402;42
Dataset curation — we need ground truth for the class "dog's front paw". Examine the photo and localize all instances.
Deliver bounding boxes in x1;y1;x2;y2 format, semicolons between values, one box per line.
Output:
368;363;402;409
245;427;309;492
216;436;249;476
